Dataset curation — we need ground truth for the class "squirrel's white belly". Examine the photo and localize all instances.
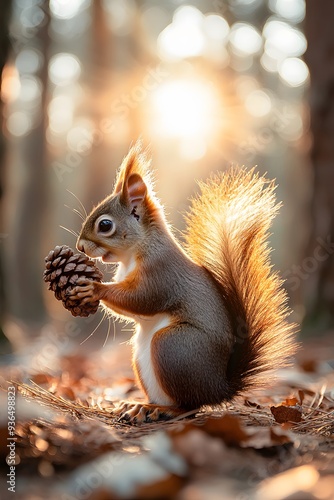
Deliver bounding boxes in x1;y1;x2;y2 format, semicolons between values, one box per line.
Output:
132;313;173;406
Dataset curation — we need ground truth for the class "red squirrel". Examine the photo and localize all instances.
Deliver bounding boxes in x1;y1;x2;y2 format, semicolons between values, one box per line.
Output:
69;143;297;423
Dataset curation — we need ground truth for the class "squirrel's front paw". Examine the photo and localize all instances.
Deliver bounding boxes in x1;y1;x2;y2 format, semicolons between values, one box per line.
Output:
67;277;100;304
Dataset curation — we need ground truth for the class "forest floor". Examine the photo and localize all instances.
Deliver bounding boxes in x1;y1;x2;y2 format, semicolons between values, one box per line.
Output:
0;328;333;500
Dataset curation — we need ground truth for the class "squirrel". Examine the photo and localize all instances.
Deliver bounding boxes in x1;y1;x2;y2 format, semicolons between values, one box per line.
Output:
69;143;297;423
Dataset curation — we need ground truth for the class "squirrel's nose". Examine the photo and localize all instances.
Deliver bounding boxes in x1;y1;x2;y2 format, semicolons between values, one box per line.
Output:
77;240;85;253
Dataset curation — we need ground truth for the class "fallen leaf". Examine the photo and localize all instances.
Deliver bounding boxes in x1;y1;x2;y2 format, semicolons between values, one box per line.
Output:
172;429;228;467
300;359;318;373
270;405;302;423
242;426;292;450
298;390;305;405
200;414;250;446
284;397;299;406
58;386;76;401
30;373;52;385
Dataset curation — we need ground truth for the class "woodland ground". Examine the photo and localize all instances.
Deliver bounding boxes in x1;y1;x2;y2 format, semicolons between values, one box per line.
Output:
0;330;333;500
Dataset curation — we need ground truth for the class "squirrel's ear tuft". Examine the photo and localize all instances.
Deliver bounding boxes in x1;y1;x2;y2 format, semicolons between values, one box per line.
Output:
114;141;151;195
122;173;147;207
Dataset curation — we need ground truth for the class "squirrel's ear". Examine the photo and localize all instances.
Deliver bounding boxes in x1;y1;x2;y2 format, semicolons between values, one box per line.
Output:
122;173;147;207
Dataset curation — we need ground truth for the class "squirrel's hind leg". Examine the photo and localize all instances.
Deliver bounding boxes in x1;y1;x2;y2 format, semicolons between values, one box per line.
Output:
112;401;185;424
151;324;231;409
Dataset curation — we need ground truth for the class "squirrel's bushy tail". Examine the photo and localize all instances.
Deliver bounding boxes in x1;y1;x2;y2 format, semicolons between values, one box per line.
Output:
184;168;297;396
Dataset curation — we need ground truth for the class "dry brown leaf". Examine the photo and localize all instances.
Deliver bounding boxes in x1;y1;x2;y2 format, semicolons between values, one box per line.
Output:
300;359;318;373
269;427;292;445
172;428;228;467
57;386;76;401
242;426;292;449
30;373;53;385
200;414;250;446
136;475;185;499
298;390;305;405
270;404;303;424
284;397;299;406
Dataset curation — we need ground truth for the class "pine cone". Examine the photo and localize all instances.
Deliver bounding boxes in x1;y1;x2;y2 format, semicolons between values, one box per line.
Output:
43;245;103;317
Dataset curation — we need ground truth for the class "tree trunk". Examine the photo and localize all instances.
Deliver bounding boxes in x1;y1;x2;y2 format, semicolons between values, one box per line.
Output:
0;1;12;349
303;0;334;330
10;0;50;323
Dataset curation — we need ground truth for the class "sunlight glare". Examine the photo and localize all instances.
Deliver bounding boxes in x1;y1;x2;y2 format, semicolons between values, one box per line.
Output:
180;138;207;161
151;80;218;140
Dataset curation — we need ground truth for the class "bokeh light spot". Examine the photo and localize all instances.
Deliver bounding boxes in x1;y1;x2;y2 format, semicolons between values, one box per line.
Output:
230;23;262;56
50;0;90;20
245;90;272;117
48;95;75;135
7;111;33;137
1;65;21;103
204;14;229;42
158;6;205;60
269;0;305;23
49;53;81;86
19;76;42;104
263;20;307;59
67;119;95;153
16;49;43;74
279;57;309;87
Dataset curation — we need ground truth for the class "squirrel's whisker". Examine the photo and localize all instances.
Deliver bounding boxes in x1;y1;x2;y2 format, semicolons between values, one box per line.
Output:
64;204;85;221
103;315;113;348
59;225;79;238
66;189;88;219
113;317;116;342
80;311;106;345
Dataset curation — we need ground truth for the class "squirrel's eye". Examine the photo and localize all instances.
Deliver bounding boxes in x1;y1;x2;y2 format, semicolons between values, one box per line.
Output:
95;215;116;236
98;219;113;233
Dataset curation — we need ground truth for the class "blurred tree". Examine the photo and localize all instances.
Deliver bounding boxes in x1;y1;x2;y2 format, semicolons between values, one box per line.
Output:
10;0;50;325
304;0;334;330
0;0;12;349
